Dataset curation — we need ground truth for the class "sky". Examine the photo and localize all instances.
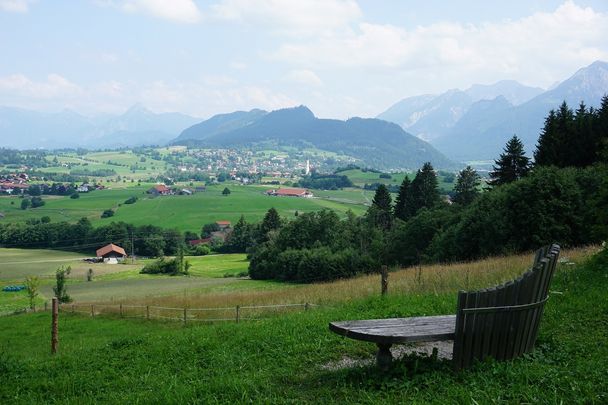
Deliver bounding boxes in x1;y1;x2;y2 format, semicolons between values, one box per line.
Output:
1;0;607;119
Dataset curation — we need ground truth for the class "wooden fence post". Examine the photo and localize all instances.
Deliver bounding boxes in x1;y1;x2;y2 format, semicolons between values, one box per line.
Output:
91;305;95;317
71;304;75;313
44;301;48;312
119;304;123;318
51;297;58;355
236;305;240;323
146;305;150;320
304;302;309;311
381;265;388;296
183;308;187;325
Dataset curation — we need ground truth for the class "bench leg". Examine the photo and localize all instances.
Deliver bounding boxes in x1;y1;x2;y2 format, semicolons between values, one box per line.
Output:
376;343;393;370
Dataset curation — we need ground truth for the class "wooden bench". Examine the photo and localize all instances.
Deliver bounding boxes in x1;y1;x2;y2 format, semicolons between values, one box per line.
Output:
329;244;560;370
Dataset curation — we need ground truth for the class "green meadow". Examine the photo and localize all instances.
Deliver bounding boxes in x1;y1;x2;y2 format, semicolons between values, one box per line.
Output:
1;247;606;403
0;183;368;233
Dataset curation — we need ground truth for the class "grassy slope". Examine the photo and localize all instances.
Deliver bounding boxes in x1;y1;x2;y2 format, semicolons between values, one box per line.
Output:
1;250;606;403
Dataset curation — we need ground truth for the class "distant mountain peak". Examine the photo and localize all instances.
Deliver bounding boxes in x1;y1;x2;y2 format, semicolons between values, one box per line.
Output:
124;103;152;115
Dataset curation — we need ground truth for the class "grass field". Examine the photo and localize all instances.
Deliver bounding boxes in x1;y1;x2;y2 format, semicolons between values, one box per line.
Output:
339;168;456;192
0;248;266;309
0;183;368;232
1;247;606;403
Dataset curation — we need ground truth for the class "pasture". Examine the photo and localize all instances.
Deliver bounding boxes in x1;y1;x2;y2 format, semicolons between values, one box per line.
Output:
0;246;606;403
339;168;456;192
0;248;279;310
0;183;368;233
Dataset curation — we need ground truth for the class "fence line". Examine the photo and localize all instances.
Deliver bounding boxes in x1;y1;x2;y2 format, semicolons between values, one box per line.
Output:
1;301;319;323
29;301;318;324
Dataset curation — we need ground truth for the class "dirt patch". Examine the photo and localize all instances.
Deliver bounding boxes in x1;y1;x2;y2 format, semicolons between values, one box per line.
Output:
321;340;453;371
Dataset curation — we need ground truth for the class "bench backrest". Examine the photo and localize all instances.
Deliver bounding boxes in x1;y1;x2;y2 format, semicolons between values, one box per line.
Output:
452;244;560;370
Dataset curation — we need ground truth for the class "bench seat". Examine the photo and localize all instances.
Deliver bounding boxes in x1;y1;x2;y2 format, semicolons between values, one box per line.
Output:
329;315;456;345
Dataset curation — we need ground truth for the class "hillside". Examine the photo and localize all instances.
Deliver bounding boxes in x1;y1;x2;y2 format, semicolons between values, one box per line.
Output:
1;247;605;402
174;106;454;169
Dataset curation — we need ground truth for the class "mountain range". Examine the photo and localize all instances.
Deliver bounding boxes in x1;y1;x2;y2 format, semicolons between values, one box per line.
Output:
0;104;200;149
1;60;606;167
173;106;454;170
378;60;608;161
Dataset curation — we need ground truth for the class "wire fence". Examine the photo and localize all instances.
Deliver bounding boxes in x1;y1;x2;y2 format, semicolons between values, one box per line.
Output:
0;301;321;323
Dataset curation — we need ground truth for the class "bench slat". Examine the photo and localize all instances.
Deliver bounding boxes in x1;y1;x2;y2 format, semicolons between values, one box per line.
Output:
330;315;456;344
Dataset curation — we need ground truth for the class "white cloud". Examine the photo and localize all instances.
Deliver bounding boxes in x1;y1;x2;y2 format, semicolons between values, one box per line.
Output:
0;73;82;99
210;0;361;36
99;0;201;23
273;1;608;89
203;74;238;87
0;0;33;13
284;69;323;87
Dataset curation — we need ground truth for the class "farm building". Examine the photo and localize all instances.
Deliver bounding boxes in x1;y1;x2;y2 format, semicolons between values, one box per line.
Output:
147;184;172;196
216;220;231;230
266;188;313;198
189;237;212;246
96;243;127;264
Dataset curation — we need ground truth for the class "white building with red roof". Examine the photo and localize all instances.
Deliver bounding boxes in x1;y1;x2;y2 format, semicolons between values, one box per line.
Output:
96;243;127;264
266;188;313;198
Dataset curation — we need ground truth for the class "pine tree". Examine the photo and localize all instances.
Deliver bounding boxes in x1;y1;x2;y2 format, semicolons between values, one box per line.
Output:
453;166;480;206
259;207;282;242
369;184;393;229
534;109;558;166
410;162;440;212
596;95;608;163
489;135;530;186
394;176;412;221
571;102;596;167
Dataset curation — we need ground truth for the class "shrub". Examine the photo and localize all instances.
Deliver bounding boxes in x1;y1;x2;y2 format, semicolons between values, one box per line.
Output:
30;197;45;208
192;244;211;256
101;209;115;218
53;266;72;303
124;196;138;204
140;256;190;276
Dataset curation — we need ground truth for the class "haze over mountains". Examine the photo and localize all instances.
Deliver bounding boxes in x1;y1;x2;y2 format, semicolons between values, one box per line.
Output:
1;60;606;167
378;60;608;161
0;104;200;149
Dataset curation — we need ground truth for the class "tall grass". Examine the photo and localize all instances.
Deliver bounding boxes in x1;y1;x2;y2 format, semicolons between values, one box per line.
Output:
88;246;597;317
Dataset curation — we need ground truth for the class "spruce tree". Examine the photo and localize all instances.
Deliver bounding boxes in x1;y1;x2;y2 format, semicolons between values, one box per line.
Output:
596;95;608;163
394;176;412;221
534;109;558;166
489;135;530;186
259;207;282;242
369;184;393;229
572;102;596;167
453;166;480;206
410;162;440;212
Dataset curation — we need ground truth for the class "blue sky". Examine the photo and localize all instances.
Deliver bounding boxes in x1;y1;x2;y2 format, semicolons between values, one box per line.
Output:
1;0;607;119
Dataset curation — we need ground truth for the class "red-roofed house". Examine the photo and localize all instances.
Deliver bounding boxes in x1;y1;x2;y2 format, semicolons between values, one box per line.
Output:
189;238;212;246
215;220;231;230
266;188;313;198
147;184;172;196
96;243;127;264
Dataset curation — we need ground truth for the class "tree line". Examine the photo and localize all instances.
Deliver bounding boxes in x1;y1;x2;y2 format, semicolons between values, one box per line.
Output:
0;218;182;257
245;97;608;282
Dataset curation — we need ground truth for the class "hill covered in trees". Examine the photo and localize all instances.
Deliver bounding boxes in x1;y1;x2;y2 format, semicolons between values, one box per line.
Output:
173;106;454;170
